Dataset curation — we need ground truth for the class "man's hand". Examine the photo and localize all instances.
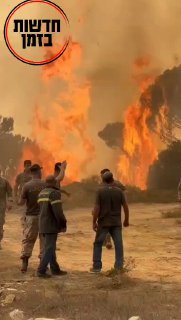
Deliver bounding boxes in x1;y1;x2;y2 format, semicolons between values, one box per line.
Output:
93;222;98;232
123;219;129;227
61;161;67;170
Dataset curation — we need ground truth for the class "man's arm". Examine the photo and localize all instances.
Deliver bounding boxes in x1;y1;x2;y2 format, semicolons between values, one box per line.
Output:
50;191;67;231
18;185;27;206
14;174;21;197
55;161;67;183
60;189;71;197
6;180;13;198
92;190;100;232
4;167;9;179
122;193;129;227
6;180;13;210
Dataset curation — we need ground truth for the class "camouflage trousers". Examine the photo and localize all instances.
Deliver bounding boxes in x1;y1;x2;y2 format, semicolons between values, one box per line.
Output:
0;206;6;241
21;215;44;259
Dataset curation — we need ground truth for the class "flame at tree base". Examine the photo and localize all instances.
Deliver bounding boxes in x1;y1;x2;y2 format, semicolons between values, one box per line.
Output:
117;103;158;190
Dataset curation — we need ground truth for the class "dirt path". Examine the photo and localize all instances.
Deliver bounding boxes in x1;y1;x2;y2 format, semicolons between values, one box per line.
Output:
0;203;181;319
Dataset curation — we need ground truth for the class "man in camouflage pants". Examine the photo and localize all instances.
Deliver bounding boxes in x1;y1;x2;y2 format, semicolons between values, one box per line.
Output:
0;170;13;249
14;160;32;228
18;164;45;272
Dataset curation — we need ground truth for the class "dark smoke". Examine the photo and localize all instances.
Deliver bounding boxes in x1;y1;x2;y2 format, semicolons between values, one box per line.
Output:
98;122;124;149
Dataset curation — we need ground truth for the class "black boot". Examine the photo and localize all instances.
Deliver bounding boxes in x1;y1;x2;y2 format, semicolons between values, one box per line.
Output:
21;257;29;273
51;270;67;276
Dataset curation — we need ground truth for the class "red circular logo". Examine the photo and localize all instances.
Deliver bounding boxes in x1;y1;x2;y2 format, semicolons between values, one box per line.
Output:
4;0;70;66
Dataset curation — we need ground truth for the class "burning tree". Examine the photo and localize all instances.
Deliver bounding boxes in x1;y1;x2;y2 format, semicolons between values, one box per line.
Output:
99;64;181;190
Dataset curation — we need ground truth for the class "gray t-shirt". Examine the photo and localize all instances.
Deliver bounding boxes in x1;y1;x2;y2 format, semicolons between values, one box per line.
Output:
95;185;126;227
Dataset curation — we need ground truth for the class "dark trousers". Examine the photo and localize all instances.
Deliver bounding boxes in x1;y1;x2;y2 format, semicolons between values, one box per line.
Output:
38;233;60;274
93;226;123;270
103;233;112;246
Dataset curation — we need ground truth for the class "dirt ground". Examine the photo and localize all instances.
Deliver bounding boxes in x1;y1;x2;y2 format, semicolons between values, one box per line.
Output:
0;203;181;320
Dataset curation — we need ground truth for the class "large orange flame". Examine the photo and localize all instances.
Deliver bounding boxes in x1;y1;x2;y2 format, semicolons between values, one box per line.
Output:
118;103;158;189
117;57;169;190
18;41;95;183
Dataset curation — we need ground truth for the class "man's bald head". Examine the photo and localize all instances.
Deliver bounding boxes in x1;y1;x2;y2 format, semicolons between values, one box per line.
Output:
45;175;56;187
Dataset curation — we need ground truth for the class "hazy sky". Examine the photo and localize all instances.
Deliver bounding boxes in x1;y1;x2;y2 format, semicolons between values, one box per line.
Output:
0;0;181;173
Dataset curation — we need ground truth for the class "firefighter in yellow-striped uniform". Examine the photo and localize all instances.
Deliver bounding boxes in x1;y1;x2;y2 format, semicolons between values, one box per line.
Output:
37;175;67;278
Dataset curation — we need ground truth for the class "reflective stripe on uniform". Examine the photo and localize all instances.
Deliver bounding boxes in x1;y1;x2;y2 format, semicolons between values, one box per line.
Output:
38;198;50;203
51;200;62;205
40;192;50;195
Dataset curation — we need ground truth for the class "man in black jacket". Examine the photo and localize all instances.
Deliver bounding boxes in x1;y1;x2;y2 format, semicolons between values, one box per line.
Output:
37;175;67;278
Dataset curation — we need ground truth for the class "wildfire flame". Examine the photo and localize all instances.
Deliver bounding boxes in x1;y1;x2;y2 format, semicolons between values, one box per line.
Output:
117;57;169;190
18;41;95;183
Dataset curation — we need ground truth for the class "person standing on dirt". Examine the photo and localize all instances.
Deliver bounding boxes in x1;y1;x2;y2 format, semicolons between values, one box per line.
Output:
37;175;67;278
91;171;129;273
99;168;126;250
18;164;45;273
14;160;32;201
0;169;13;250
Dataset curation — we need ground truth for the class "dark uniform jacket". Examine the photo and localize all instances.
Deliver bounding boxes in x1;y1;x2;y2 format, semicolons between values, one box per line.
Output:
38;187;67;234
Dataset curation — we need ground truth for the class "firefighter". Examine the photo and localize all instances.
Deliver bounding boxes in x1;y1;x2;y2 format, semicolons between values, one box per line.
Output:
37;175;67;278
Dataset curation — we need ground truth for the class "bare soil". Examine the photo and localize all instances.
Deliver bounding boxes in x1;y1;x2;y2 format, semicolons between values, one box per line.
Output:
0;203;181;320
